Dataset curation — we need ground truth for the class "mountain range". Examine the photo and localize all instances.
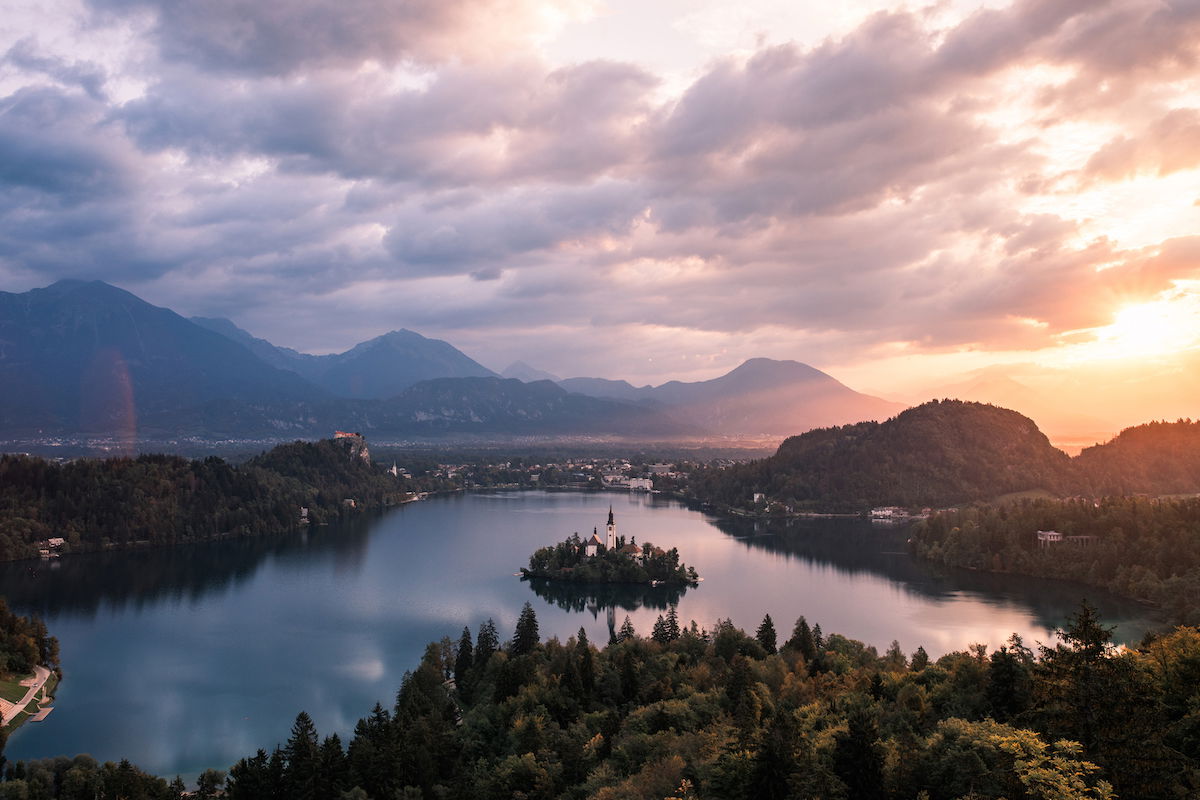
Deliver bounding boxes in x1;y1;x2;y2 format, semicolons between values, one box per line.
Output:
0;280;901;442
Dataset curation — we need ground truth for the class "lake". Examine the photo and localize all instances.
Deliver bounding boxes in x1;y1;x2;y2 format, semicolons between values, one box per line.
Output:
0;490;1162;778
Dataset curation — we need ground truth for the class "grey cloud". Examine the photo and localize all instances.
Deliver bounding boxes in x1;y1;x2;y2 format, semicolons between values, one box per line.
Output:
4;38;108;100
87;0;566;76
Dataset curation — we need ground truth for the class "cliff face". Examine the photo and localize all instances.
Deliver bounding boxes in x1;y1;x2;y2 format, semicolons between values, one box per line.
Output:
335;434;371;465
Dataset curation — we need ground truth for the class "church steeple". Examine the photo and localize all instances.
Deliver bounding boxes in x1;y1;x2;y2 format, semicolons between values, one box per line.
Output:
607;505;614;526
605;506;616;551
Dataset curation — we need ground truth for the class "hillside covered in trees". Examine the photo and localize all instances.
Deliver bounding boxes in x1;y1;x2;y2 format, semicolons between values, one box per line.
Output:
911;496;1200;625
1074;419;1200;496
688;400;1074;511
0;437;408;562
687;402;1200;513
4;603;1197;799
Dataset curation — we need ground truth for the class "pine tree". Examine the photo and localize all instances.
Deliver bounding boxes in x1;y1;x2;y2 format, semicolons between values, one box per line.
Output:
666;605;681;641
756;614;777;654
576;627;595;695
284;711;321;800
618;616;636;642
788;616;817;661
651;614;670;643
453;626;473;685
812;623;824;648
911;645;930;671
475;619;498;667
511;602;540;656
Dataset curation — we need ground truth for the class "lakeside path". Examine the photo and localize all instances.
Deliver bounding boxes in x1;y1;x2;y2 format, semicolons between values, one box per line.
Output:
0;665;51;727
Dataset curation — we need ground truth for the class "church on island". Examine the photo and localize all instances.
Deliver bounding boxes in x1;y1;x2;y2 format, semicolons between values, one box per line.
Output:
583;506;619;557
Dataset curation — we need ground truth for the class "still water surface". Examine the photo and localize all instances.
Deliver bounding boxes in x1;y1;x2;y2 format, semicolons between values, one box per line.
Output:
0;490;1161;777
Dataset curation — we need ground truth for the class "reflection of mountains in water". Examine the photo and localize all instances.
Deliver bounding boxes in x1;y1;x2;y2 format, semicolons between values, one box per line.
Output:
713;515;1163;643
523;575;688;616
0;516;374;618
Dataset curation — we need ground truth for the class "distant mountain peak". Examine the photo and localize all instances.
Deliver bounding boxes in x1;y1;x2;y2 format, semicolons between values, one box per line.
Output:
502;360;562;383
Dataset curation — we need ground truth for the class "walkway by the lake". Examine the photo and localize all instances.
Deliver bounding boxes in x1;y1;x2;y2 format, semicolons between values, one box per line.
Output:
0;665;51;727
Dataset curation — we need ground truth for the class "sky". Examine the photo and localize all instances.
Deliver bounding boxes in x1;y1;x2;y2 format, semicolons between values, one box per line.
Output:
2;0;1199;429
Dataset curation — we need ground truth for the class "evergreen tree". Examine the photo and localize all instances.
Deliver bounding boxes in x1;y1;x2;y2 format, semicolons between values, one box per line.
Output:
576;627;595;695
788;616;817;661
833;708;884;800
666;605;681;641
812;623;824;648
284;711;321;800
618;616;636;642
755;614;777;654
911;645;930;671
196;768;227;800
317;734;349;799
475;619;499;668
453;626;473;685
651;614;670;644
511;602;540;656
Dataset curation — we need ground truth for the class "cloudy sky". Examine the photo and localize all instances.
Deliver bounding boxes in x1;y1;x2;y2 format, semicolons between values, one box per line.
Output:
2;0;1199;406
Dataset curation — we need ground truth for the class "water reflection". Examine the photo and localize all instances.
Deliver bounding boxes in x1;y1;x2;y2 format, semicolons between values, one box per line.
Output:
710;515;1161;641
0;515;374;617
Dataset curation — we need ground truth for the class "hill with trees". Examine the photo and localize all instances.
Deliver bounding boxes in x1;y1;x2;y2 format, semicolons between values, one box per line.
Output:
6;602;1197;799
911;495;1200;624
1074;419;1200;496
0;437;407;562
688;400;1075;512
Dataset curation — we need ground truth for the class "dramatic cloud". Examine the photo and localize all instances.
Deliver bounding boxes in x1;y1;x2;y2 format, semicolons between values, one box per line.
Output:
1;0;1198;394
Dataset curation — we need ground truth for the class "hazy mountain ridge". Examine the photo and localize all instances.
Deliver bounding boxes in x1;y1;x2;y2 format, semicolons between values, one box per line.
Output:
0;281;325;434
560;358;903;435
193;317;497;398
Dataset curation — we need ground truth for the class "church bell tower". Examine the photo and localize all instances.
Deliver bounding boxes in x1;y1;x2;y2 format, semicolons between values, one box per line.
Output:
605;505;616;550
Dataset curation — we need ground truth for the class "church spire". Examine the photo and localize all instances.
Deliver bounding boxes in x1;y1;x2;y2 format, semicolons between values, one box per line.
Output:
607;505;614;526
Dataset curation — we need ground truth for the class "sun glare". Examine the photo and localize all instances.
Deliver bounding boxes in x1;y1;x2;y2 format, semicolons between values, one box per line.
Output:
1089;296;1200;360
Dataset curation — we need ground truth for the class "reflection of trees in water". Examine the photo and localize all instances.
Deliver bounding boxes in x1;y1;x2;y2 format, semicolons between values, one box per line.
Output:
524;575;690;643
523;576;687;615
0;515;374;618
712;515;1163;644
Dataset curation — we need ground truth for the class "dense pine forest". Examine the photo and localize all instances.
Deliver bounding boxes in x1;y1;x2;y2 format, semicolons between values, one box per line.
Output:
0;438;409;562
3;603;1197;799
911;496;1200;624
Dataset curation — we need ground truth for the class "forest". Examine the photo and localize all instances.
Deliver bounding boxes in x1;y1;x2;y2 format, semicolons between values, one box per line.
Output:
0;438;410;563
685;404;1200;513
2;602;1196;799
523;534;699;585
910;496;1200;625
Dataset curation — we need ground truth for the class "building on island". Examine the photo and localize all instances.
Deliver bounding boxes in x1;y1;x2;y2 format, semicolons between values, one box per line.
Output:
606;505;617;550
1037;530;1064;546
584;528;604;558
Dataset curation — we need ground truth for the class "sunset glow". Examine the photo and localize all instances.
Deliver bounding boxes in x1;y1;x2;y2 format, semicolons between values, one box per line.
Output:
1;0;1198;436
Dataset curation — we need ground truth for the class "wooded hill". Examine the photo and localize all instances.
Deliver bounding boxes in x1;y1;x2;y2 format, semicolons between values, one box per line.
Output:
0;437;406;562
688;400;1200;512
6;603;1197;799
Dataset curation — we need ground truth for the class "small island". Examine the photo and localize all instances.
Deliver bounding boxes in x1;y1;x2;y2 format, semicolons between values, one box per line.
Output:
521;507;699;586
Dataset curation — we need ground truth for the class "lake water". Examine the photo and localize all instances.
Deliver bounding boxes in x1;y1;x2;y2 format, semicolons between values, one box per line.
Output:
0;490;1162;778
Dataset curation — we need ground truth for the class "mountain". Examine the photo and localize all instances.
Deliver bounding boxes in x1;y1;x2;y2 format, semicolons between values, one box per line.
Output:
691;399;1074;510
0;280;323;434
195;318;497;399
190;316;311;371
562;358;902;435
931;371;1114;448
502;361;561;383
1075;419;1200;495
352;377;696;436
